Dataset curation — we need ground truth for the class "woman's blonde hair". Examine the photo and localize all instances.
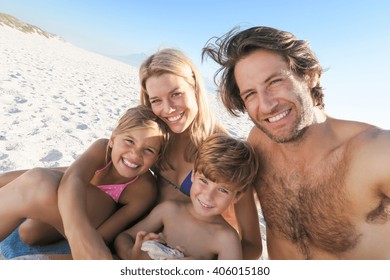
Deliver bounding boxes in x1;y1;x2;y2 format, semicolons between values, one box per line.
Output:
140;48;220;168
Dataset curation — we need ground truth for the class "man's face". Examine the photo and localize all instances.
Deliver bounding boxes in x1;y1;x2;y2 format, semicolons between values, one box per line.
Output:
234;50;315;143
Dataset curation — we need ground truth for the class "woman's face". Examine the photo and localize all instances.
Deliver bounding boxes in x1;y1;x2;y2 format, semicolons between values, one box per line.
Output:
146;73;198;134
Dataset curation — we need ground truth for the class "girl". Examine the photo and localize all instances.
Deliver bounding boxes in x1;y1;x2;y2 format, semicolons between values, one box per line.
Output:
0;105;169;259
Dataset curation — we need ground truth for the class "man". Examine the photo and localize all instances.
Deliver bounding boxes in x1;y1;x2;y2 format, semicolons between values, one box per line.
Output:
202;26;390;259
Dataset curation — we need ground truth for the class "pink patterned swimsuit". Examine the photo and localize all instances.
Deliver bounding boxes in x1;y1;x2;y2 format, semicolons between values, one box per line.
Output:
95;161;139;203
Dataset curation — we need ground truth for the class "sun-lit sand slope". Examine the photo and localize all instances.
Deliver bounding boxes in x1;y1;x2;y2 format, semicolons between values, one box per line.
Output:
0;22;252;172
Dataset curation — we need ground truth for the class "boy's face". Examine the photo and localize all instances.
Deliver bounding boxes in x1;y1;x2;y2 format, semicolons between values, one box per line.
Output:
190;171;240;218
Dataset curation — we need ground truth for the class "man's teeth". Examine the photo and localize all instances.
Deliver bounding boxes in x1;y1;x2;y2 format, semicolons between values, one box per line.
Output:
268;110;289;123
167;112;183;122
123;158;139;168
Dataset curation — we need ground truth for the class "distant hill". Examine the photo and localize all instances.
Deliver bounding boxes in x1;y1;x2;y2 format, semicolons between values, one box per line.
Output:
0;12;61;40
0;12;217;93
112;53;148;68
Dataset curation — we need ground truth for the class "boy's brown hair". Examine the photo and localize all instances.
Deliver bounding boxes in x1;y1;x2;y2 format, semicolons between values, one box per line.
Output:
194;133;259;194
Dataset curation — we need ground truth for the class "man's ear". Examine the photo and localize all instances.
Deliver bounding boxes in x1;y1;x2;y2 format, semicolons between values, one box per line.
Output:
308;73;319;89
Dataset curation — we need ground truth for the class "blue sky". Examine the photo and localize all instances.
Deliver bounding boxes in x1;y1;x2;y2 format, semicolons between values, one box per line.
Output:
1;0;390;128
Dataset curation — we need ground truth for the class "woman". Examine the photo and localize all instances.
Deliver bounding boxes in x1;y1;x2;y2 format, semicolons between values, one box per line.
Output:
136;48;262;259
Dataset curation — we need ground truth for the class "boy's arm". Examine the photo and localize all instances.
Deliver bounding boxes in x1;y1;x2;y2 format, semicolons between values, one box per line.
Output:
115;231;154;260
114;202;169;259
234;188;263;259
58;138;111;259
217;229;243;260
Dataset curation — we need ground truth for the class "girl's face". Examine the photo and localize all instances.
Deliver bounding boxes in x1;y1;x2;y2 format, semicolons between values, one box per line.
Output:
109;126;163;179
146;73;198;134
189;172;240;220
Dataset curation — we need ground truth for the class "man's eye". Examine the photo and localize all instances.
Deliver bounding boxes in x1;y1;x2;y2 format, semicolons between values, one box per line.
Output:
270;78;282;86
243;92;255;101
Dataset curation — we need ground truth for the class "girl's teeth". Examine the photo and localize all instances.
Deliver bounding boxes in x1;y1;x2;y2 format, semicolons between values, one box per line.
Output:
123;158;138;168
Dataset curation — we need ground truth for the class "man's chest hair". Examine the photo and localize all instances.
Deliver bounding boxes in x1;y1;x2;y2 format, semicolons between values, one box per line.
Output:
257;149;362;258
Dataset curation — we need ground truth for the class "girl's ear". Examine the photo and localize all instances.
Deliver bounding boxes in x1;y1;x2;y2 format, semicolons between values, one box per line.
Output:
109;136;115;148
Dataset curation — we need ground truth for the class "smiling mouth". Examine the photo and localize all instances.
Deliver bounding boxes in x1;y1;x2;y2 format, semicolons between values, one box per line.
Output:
123;158;139;169
267;109;290;123
167;112;184;122
197;198;213;209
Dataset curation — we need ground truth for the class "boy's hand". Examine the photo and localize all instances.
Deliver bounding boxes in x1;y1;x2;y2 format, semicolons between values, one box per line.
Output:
131;231;152;260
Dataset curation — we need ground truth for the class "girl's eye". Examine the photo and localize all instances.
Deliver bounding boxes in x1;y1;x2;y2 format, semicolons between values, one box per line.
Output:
144;148;155;155
125;139;134;145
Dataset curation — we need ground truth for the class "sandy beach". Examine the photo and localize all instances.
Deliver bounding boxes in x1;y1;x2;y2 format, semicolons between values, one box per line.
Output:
0;20;267;259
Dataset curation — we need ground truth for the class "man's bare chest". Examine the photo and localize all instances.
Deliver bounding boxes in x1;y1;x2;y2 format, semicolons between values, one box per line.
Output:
257;152;360;259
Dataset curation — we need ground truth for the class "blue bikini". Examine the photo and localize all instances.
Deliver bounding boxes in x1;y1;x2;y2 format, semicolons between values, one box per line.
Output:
157;171;192;196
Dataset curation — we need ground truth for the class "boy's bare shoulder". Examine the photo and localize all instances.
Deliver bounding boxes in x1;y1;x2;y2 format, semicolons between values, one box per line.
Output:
154;199;184;213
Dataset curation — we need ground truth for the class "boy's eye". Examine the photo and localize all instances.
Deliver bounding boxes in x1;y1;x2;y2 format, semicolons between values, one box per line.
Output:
199;177;208;184
218;188;229;194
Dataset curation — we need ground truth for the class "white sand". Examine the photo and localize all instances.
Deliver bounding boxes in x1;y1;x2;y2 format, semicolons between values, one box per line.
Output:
0;24;252;171
0;24;267;259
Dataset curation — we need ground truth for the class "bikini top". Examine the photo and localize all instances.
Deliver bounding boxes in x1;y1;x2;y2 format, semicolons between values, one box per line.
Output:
95;161;139;203
156;170;192;196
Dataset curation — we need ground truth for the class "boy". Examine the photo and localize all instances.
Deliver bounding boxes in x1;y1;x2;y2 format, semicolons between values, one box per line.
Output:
114;133;259;260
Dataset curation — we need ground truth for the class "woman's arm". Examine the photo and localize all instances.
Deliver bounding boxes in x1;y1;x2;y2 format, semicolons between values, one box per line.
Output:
58;138;111;259
234;187;263;259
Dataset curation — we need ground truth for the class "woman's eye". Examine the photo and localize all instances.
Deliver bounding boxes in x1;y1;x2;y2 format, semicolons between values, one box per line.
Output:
150;99;161;104
172;91;183;98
